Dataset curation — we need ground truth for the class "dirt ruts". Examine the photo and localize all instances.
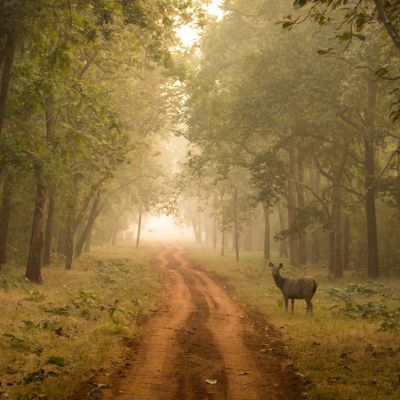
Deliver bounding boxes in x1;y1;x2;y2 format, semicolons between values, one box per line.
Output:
98;246;303;399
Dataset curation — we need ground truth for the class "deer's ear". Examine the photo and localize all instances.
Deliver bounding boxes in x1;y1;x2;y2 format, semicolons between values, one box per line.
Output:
279;263;283;269
268;262;273;267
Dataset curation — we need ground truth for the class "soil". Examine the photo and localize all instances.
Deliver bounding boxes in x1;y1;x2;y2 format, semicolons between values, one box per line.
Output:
73;246;303;400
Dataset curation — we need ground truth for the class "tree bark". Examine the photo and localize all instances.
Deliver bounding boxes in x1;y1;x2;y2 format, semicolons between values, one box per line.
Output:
43;191;55;266
311;228;320;264
42;93;55;267
296;154;307;265
331;184;343;277
328;230;334;275
365;138;379;277
190;214;202;244
26;180;48;283
342;213;350;270
263;202;270;260
75;191;101;257
136;203;142;249
311;167;320;264
84;229;92;252
65;224;74;270
243;223;252;252
0;31;15;136
0;174;13;265
373;0;400;50
63;184;97;269
57;228;66;255
364;78;379;278
287;149;298;265
278;203;288;258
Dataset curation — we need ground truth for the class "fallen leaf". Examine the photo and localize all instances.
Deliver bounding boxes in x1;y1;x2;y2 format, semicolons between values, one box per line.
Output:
205;379;217;385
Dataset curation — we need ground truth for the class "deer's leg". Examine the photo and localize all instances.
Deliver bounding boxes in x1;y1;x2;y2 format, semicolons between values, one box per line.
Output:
309;300;313;314
306;299;313;314
291;299;294;314
284;296;288;313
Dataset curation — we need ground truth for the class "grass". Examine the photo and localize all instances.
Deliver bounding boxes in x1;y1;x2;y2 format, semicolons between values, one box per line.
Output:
0;244;160;400
187;247;400;400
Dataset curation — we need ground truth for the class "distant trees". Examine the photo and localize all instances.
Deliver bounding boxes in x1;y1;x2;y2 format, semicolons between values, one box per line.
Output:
0;0;203;282
180;0;400;277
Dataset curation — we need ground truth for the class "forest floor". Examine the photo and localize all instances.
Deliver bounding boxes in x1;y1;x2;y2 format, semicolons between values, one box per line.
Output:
2;244;399;400
71;245;303;400
0;245;160;400
186;247;400;400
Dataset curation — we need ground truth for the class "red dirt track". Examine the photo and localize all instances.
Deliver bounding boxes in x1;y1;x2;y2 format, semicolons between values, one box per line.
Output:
99;246;303;399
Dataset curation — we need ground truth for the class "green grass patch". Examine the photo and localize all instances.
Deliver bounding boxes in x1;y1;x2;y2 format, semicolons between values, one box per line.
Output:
187;247;400;400
0;244;160;400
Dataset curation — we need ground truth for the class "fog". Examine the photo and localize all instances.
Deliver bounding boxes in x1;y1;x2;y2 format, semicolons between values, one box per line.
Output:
141;215;193;243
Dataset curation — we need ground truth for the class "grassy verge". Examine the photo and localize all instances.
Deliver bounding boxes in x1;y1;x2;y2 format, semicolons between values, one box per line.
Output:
187;247;400;400
0;244;160;400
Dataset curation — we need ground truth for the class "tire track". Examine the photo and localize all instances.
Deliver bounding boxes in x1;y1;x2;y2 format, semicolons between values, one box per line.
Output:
99;246;302;400
103;247;192;399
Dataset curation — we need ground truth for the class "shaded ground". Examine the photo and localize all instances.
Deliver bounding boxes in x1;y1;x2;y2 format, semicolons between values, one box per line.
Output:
74;246;303;400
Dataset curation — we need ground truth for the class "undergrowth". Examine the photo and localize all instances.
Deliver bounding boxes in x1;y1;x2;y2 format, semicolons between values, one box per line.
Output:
0;245;160;400
187;246;400;400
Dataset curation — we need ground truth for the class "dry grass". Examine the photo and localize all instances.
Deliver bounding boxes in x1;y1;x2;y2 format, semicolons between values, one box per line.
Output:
0;244;160;400
187;247;400;400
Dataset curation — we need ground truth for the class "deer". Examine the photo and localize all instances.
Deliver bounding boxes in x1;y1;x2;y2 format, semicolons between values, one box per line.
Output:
269;262;318;314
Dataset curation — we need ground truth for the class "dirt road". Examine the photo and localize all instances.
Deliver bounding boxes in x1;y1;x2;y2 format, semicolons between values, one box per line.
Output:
101;246;302;399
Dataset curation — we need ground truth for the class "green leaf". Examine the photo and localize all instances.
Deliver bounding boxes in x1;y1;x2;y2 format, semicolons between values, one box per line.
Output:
339;32;352;42
22;320;36;329
46;356;65;367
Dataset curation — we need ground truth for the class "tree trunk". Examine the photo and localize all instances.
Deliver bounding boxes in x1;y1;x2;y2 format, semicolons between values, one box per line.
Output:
243;223;252;252
365;138;379;277
296;154;307;265
191;216;202;244
311;228;320;264
75;192;101;257
364;78;379;278
136;203;142;249
57;228;66;255
328;230;334;275
287;150;298;265
43;93;55;263
233;188;239;262
43;192;55;266
331;184;343;278
278;203;288;258
0;174;13;265
263;202;270;260
26;180;48;283
342;213;350;270
311;167;320;264
84;229;92;252
65;224;74;270
0;31;15;136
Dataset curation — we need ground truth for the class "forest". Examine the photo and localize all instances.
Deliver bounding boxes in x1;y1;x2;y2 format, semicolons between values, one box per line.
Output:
0;1;399;400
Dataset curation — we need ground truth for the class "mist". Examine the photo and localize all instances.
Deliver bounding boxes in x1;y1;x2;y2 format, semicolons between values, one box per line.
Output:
1;1;399;400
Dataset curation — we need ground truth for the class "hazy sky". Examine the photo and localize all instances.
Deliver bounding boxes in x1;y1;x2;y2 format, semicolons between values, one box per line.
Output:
177;0;224;47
